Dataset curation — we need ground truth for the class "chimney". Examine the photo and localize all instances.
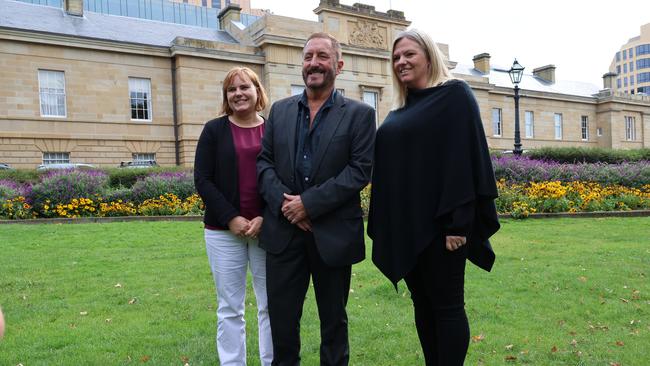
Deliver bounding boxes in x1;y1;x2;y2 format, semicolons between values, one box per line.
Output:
64;0;83;16
533;65;556;83
472;53;490;74
602;72;617;89
218;4;242;31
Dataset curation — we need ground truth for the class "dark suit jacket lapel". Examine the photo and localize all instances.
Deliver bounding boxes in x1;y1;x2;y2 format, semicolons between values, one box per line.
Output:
311;94;346;176
284;96;300;174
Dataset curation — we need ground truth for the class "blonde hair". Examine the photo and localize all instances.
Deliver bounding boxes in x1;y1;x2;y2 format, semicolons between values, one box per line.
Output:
391;29;454;110
220;67;269;115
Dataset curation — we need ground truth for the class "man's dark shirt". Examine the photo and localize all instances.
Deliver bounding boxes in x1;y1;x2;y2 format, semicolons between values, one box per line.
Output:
295;89;337;193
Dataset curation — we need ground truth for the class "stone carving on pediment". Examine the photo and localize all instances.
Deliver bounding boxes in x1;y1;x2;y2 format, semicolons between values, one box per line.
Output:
348;20;386;49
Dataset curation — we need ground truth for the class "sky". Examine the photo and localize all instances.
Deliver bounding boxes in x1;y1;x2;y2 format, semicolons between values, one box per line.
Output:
250;0;650;88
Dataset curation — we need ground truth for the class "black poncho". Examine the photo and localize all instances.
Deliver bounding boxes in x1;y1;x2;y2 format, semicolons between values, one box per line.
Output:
368;79;500;285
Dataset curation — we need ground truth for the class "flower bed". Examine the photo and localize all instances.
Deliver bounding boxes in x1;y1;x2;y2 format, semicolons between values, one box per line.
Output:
1;159;650;220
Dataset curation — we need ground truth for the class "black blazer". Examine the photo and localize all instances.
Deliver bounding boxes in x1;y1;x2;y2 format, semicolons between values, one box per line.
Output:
194;115;263;229
257;92;376;266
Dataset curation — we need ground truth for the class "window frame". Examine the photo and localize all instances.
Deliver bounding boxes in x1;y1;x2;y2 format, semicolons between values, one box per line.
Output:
42;152;70;165
492;108;502;137
625;116;636;141
38;69;67;118
581;116;589;141
554;113;563;140
524;110;534;138
129;77;153;121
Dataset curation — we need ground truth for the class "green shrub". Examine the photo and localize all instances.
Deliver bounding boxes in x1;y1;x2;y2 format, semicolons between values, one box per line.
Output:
0;169;40;184
104;167;187;188
526;147;650;164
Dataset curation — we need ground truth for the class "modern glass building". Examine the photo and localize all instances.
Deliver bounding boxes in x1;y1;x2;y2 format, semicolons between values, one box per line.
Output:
610;23;650;95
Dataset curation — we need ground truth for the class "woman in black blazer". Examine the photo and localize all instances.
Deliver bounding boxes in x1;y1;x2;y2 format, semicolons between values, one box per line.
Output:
194;67;271;366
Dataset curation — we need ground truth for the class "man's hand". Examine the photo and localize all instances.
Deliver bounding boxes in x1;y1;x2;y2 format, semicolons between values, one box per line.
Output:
281;193;308;224
228;216;250;237
244;216;263;238
295;218;312;232
445;235;467;251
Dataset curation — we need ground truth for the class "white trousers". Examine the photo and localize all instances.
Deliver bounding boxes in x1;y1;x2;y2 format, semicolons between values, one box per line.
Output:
204;229;273;366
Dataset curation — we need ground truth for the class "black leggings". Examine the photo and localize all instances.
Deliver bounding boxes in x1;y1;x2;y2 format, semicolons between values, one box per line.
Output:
404;238;469;366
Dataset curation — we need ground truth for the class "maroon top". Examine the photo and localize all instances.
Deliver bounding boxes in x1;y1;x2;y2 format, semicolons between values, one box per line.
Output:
231;120;265;220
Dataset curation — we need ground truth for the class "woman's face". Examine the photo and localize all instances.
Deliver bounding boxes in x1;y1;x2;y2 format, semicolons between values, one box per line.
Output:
226;73;258;115
392;37;430;90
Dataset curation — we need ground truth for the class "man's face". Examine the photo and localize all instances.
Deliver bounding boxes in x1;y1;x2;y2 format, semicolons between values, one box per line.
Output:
302;38;343;91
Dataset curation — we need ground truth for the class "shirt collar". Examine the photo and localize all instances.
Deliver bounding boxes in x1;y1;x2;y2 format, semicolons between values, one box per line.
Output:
298;89;337;109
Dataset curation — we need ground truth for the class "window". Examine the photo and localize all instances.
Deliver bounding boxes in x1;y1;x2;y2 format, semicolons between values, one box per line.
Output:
596;128;603;137
638;58;650;70
43;152;70;164
617;78;621;88
623;63;628;73
38;70;66;117
616;65;621;74
630;76;634;86
630;62;634;72
624;77;628;87
492;108;502;137
554;113;563;140
524;111;534;138
362;90;379;123
133;153;156;162
629;48;634;58
638;86;650;95
623;49;627;60
625;116;636;141
581;116;588;141
290;85;304;96
638;72;650;83
336;88;345;96
129;78;152;120
616;51;621;61
638;44;650;56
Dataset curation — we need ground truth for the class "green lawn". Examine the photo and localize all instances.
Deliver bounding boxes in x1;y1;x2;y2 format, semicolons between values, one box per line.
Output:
0;218;648;365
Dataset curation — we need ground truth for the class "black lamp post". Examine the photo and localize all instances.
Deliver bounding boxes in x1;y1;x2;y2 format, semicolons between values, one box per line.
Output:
508;59;524;156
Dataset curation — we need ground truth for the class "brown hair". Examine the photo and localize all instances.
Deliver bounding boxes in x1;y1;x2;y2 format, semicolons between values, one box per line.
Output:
220;67;269;115
304;32;342;61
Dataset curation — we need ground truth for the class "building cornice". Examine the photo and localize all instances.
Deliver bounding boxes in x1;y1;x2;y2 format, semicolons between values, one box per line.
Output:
0;27;170;57
254;34;390;60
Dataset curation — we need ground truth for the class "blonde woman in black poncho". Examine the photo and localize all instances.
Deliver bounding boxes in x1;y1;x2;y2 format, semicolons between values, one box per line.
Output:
368;29;501;365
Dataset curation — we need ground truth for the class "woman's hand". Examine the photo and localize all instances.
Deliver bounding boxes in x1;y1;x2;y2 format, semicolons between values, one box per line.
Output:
228;216;250;237
244;216;263;238
445;235;467;251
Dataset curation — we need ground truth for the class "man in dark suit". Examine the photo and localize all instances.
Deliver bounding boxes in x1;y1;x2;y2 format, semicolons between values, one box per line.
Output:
257;32;376;366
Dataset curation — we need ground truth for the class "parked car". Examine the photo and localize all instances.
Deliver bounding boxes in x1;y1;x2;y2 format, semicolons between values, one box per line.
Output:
118;160;158;169
0;163;14;170
36;163;96;171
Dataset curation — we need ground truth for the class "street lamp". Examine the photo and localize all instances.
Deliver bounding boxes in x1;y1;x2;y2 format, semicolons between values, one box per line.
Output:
508;59;524;156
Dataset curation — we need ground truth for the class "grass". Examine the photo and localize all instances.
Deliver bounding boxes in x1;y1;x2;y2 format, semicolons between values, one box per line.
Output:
0;218;648;365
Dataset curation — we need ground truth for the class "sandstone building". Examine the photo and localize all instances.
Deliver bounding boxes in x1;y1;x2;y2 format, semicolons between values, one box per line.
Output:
1;0;649;169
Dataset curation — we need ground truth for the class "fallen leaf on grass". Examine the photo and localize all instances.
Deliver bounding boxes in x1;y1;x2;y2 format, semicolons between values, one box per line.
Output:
615;341;624;346
140;355;150;363
505;344;513;350
551;346;558;353
69;323;76;329
619;298;629;303
114;283;122;288
79;311;88;316
128;298;138;305
610;362;621;366
105;318;112;323
570;339;578;347
471;334;485;343
578;276;587;282
504;355;517;361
